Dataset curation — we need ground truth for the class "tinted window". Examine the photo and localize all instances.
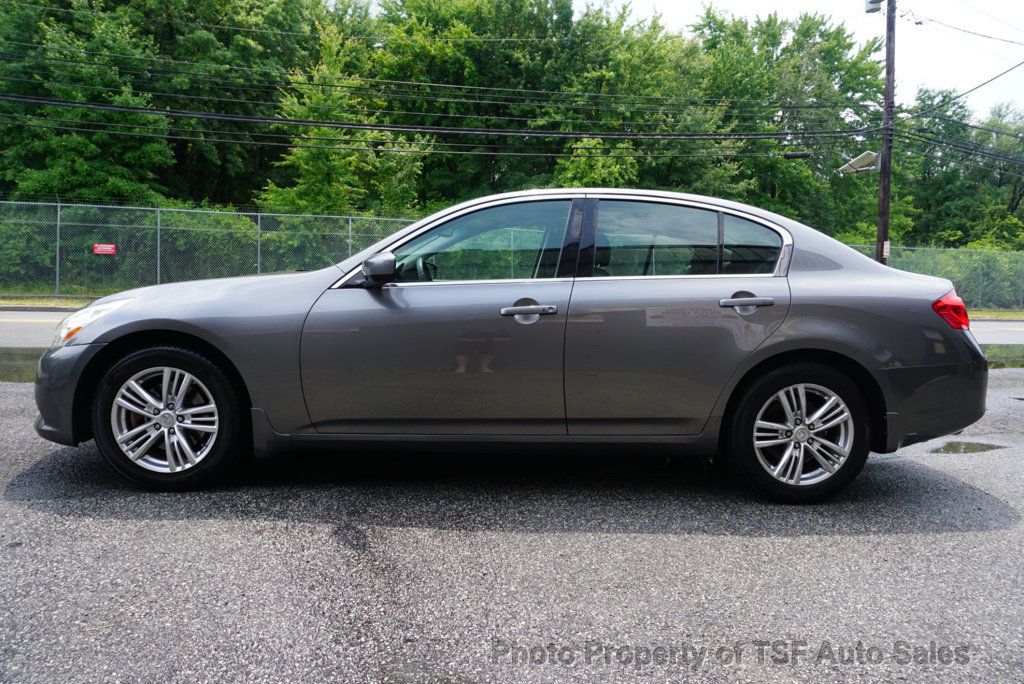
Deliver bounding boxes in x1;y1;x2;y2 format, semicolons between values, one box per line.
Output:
723;214;782;274
594;201;719;276
392;201;571;282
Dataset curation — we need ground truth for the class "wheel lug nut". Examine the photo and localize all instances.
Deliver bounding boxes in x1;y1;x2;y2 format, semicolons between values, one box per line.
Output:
177;415;184;422
152;409;159;415
168;402;174;410
169;428;174;435
785;431;792;437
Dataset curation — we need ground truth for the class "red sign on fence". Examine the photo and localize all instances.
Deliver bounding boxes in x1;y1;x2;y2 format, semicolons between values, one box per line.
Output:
92;243;117;255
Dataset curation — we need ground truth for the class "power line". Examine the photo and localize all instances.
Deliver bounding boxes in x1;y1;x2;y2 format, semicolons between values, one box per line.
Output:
0;39;877;111
913;112;1024;141
895;130;1024;166
0;93;879;141
905;124;1024;158
904;10;1024;48
896;130;1023;165
0;50;875;127
0;114;825;160
0;46;876;123
901;58;1024;122
898;128;1024;165
895;142;1024;180
4;110;801;155
0;68;878;132
950;0;1024;37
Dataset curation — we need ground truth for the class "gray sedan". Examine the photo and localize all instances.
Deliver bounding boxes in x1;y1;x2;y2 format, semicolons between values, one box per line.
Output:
34;189;988;501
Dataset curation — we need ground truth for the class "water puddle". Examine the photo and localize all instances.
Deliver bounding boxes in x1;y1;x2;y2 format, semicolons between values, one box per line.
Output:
931;441;1007;454
0;348;44;383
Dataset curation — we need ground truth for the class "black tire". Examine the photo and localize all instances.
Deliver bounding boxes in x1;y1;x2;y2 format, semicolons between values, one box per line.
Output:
724;362;870;503
92;346;248;490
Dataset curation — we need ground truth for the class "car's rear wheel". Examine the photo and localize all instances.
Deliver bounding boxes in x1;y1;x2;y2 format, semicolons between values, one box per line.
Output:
92;346;246;489
725;362;869;502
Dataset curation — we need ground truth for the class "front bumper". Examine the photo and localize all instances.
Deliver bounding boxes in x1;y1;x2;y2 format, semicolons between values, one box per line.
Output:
881;332;988;451
34;343;105;446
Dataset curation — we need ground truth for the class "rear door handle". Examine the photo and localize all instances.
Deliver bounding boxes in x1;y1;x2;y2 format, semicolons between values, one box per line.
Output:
500;304;558;316
719;297;775;308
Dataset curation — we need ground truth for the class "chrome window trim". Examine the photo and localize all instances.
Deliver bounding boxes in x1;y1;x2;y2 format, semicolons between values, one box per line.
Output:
330;194;583;288
578;273;779;283
378;277;576;288
583;192;793;277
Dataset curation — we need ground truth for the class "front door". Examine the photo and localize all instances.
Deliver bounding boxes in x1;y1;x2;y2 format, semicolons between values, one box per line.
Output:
301;198;581;434
565;198;792;435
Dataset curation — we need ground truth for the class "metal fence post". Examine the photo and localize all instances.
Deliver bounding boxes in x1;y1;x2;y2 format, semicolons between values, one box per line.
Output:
155;207;162;285
978;261;985;309
54;199;61;296
347;216;353;257
256;213;262;274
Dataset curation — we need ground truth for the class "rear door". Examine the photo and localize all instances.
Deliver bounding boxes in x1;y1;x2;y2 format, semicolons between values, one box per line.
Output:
564;197;791;435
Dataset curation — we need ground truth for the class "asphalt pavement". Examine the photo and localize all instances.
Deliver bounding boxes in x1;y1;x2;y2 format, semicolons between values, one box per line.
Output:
1;371;1023;683
1;309;1023;347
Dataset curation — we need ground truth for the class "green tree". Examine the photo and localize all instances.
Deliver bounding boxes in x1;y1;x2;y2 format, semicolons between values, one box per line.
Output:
257;22;425;215
0;0;173;201
553;138;639;187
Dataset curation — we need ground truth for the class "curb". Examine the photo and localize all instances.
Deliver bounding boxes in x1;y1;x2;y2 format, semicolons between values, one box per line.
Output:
0;306;79;312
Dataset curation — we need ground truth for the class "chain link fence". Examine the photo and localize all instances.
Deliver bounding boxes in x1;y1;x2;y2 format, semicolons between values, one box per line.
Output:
0;200;1022;309
0;200;412;297
848;245;1024;310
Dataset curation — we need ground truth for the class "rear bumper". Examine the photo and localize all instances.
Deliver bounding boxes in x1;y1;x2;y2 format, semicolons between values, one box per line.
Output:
34;343;105;446
881;332;988;451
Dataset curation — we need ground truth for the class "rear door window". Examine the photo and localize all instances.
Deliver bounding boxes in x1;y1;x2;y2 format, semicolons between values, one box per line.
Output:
591;200;783;276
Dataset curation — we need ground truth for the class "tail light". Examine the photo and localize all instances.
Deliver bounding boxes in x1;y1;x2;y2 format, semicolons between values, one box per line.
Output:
932;289;970;330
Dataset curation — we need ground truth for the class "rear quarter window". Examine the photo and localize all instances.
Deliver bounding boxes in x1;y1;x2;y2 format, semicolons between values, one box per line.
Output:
722;214;782;274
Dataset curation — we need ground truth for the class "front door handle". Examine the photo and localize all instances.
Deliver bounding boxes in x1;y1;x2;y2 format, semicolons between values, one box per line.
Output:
499;304;558;316
719;296;775;308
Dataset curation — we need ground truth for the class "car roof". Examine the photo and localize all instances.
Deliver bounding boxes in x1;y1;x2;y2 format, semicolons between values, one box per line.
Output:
441;187;804;231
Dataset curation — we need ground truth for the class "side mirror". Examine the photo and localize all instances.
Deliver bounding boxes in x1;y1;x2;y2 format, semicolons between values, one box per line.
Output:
361;252;396;287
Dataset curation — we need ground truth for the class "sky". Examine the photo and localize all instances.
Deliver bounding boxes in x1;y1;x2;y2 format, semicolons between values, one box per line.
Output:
573;0;1024;119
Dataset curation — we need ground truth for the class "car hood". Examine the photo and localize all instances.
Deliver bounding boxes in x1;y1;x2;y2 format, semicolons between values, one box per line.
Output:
72;266;344;346
96;268;338;307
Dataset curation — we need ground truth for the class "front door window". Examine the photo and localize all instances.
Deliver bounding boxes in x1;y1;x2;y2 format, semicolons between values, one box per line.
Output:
392;200;572;282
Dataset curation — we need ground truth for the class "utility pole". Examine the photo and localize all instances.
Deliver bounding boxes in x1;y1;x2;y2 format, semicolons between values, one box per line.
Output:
873;0;896;264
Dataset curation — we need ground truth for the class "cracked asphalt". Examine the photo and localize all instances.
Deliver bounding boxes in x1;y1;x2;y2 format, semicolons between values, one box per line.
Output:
1;371;1023;683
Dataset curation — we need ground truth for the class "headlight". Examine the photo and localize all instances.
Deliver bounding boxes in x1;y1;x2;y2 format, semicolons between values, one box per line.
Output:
52;299;132;348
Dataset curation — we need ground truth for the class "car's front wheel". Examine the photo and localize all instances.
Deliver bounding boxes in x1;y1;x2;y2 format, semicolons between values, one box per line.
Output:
725;362;870;503
92;346;246;489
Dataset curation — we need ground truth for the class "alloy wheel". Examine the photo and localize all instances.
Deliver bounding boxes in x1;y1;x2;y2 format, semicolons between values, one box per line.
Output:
752;383;855;486
109;366;219;473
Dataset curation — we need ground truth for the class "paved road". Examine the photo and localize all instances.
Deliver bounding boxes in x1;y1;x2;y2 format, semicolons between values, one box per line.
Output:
0;311;64;348
1;310;1023;348
973;320;1024;345
1;371;1023;683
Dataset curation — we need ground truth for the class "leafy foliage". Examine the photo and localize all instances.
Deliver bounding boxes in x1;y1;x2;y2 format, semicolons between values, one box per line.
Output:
0;0;1021;251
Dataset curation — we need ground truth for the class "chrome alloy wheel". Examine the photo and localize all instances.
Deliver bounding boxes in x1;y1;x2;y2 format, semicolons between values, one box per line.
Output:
110;366;219;473
752;383;855;486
